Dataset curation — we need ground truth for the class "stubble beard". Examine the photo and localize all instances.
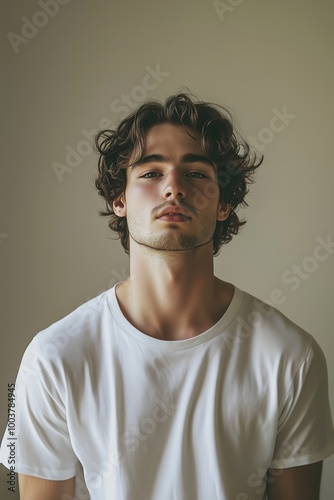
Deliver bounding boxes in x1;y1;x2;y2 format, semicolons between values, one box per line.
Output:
127;215;216;253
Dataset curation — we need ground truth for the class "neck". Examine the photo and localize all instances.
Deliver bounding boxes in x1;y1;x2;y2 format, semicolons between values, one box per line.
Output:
115;241;234;340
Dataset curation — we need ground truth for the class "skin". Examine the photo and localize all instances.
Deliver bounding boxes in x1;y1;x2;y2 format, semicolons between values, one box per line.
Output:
266;461;323;499
18;123;323;497
18;474;75;499
113;123;234;340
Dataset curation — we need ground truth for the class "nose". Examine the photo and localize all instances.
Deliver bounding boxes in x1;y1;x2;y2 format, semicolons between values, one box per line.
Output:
162;170;187;200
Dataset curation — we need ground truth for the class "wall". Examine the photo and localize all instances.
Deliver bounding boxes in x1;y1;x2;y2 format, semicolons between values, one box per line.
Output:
1;0;333;498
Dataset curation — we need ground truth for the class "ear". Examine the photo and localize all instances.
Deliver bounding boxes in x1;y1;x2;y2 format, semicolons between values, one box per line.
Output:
113;192;127;217
217;201;230;222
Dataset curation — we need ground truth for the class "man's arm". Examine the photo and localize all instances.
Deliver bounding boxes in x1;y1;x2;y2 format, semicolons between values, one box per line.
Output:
266;461;323;500
18;474;75;500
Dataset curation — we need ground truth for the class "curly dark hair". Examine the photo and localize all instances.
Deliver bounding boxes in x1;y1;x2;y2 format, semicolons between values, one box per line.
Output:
95;92;263;256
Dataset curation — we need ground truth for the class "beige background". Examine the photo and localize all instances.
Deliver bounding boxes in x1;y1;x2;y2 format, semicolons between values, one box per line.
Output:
1;0;333;498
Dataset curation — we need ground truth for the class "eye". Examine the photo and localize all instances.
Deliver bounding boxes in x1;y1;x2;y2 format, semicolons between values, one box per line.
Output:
187;172;208;179
140;171;161;178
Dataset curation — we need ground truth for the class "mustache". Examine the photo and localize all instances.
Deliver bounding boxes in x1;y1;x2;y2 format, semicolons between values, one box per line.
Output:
151;201;197;217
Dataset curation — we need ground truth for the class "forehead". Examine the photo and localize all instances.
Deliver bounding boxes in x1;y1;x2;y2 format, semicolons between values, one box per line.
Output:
143;123;203;153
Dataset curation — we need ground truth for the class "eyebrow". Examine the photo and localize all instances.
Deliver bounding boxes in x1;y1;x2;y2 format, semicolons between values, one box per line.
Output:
130;153;215;170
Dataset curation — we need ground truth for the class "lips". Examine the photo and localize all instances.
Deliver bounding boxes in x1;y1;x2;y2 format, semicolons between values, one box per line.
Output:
157;206;192;219
158;214;191;222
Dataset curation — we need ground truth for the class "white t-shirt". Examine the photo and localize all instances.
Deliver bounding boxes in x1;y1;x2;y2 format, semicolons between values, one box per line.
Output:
1;283;334;500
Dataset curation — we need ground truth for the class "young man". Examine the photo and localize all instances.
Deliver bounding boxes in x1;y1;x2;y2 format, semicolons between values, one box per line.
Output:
1;93;334;499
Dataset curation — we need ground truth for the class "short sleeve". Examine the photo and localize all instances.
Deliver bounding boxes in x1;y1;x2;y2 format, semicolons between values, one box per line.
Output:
270;337;334;468
0;337;78;480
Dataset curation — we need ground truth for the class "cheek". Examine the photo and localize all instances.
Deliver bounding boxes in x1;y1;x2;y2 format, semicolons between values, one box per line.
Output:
126;183;158;204
189;180;220;211
125;183;158;216
203;180;220;200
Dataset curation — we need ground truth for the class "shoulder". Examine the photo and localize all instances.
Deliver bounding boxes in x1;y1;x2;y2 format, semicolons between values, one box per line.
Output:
231;286;317;367
19;289;113;375
229;288;331;414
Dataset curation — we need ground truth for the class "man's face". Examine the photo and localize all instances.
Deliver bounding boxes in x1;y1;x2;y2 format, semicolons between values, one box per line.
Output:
114;123;230;253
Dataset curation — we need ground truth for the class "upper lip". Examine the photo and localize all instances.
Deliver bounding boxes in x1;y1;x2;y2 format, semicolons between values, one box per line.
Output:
157;206;192;219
